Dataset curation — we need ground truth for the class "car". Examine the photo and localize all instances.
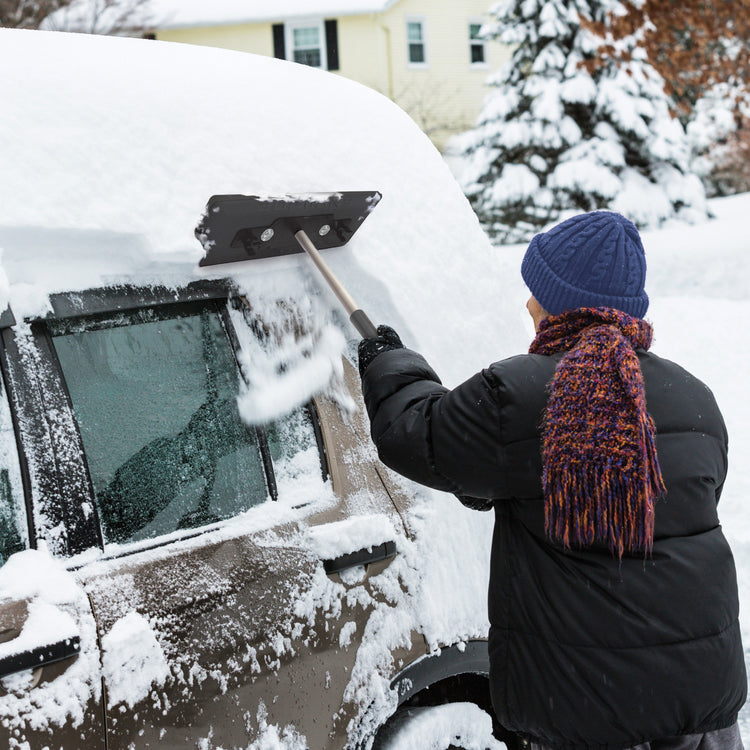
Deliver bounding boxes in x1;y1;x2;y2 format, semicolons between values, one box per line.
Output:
0;27;521;750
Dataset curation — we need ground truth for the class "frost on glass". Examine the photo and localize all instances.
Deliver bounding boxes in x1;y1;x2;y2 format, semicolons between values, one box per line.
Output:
266;408;321;485
0;377;26;566
53;308;268;545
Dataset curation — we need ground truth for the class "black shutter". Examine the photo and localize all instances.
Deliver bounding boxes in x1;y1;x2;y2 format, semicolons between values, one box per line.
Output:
272;23;285;59
325;19;339;70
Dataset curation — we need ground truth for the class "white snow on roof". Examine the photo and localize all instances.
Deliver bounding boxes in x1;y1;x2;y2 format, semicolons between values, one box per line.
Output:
150;0;399;30
0;28;523;386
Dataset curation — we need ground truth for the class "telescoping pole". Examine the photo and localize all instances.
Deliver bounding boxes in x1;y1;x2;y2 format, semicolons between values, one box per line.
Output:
294;229;378;339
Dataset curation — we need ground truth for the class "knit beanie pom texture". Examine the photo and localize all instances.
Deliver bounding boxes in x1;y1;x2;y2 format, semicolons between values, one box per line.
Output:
521;211;649;318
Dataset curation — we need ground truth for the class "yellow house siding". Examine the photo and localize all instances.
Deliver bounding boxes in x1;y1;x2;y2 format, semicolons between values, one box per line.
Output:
336;15;390;95
157;23;274;56
378;0;510;149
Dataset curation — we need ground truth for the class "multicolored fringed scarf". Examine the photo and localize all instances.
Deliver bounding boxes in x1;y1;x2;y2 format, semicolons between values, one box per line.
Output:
529;307;666;558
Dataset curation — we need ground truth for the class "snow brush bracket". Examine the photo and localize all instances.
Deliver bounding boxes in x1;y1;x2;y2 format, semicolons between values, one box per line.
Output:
195;191;382;338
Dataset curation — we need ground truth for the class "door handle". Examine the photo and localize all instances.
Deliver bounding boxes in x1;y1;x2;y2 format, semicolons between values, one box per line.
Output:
323;541;397;576
0;636;81;679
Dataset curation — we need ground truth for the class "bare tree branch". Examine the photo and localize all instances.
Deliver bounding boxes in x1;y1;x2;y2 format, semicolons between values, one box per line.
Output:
1;0;152;35
0;0;73;29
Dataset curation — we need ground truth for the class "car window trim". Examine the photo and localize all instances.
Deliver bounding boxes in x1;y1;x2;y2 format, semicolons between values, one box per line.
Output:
45;279;233;322
0;340;36;553
0;324;102;556
3;281;332;560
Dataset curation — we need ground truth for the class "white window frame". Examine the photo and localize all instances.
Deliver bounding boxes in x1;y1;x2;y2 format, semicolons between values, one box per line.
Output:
285;18;327;70
406;16;428;68
468;19;488;68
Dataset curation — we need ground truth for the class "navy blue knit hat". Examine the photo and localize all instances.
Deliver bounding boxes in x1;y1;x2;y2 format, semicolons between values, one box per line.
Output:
521;211;649;318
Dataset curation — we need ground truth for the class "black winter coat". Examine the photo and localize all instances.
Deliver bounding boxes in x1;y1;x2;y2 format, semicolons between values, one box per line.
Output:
362;347;746;750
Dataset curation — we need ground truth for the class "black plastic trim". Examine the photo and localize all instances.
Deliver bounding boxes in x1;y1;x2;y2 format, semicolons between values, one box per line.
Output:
0;636;81;678
0;333;36;550
306;401;329;482
323;540;397;575
390;640;490;705
256;426;278;502
41;325;105;552
45;280;233;321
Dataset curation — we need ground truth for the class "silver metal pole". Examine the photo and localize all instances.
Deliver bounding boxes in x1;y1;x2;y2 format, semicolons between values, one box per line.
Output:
294;229;378;338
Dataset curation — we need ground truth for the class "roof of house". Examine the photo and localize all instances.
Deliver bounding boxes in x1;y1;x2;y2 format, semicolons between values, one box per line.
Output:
150;0;401;30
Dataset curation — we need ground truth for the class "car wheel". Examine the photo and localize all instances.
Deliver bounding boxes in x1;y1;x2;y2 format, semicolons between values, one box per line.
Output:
371;702;507;750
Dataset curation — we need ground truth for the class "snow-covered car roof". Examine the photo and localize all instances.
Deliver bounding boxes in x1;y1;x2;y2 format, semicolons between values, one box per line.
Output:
0;29;525;385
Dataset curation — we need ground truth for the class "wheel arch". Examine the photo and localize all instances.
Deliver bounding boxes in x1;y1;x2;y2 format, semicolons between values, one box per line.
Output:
368;640;523;749
390;639;490;707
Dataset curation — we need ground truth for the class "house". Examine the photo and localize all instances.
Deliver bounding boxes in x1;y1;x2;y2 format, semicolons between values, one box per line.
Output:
150;0;511;150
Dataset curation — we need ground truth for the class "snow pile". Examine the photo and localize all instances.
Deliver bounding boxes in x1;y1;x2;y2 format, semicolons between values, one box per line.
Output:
229;279;350;425
0;549;100;743
101;611;170;709
243;701;308;750
305;515;397;561
451;0;707;242
379;702;505;750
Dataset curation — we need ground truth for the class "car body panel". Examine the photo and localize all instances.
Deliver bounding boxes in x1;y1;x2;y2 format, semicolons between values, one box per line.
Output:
0;284;420;748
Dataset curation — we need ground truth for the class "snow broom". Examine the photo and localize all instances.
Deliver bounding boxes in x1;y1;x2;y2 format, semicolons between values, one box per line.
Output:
195;191;381;338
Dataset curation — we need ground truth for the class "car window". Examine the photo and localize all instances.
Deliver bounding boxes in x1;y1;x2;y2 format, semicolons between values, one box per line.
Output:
51;304;269;546
266;406;326;495
0;374;27;565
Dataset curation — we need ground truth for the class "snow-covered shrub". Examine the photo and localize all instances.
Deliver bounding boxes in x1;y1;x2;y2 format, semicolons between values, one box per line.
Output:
451;0;708;243
687;83;750;197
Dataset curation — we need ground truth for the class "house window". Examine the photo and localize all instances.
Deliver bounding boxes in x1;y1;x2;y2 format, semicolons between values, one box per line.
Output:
273;20;339;71
287;21;326;68
469;22;487;66
406;18;426;66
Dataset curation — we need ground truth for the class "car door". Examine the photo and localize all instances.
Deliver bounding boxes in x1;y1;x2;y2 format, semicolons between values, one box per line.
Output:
35;282;414;749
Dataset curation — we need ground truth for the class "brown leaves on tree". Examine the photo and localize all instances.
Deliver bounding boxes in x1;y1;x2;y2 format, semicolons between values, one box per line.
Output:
583;0;750;120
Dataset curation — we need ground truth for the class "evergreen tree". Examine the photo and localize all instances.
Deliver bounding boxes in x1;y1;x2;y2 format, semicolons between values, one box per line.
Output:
454;0;707;243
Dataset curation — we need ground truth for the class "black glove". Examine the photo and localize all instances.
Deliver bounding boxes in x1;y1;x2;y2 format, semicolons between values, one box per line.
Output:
358;325;404;377
457;495;495;512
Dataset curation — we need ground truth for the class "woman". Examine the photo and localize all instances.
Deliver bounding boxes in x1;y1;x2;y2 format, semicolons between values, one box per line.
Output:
358;211;746;749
